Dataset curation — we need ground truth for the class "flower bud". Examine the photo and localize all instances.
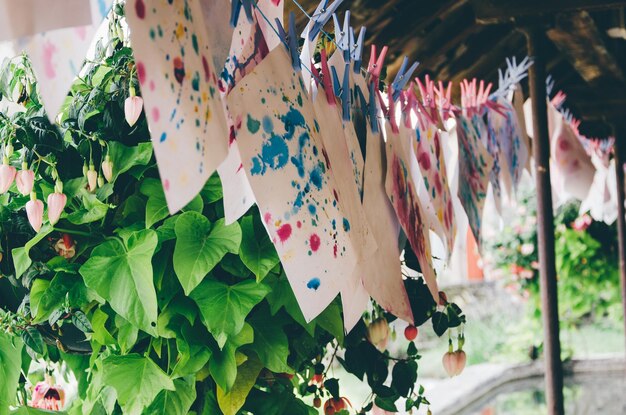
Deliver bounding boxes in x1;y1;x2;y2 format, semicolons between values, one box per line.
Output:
102;155;113;182
0;162;16;193
366;318;389;351
124;95;144;127
98;174;104;188
87;164;97;192
25;193;44;232
15;164;34;196
47;191;67;225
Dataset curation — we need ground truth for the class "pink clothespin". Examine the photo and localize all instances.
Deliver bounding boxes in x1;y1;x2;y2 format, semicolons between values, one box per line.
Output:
367;44;388;85
435;80;455;121
386;88;399;134
319;49;336;105
551;90;567;108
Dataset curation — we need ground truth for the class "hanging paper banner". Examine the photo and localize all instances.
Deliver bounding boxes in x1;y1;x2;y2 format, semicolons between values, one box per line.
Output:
126;0;229;214
385;114;439;302
513;86;532;173
361;124;413;323
0;0;92;42
486;99;529;196
455;114;494;247
413;116;456;257
312;81;378;331
199;0;234;71
580;139;617;224
228;46;358;322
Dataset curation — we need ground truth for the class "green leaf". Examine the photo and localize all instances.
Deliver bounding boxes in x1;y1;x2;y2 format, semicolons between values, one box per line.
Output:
12;224;53;278
209;324;254;392
391;360;417;397
191;279;269;348
140;178;169;229
21;327;44;355
315;300;345;345
90;308;116;345
247;306;292;373
174;212;242;295
79;230;159;335
101;354;175;415
374;395;398;412
431;311;448;337
265;274;315;336
324;378;340;399
33;273;81;323
107;141;153;182
143;377;196;415
72;310;93;333
0;333;22;415
239;215;279;282
65;190;110;225
29;279;50;321
217;355;264;415
172;323;211;379
200;173;223;203
10;407;66;415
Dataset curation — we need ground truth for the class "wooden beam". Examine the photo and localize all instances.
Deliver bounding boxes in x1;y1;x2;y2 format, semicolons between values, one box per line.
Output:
613;125;626;361
471;0;626;24
524;24;565;415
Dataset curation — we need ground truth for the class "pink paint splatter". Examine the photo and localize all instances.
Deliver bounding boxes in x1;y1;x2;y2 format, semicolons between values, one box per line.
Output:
236;163;244;173
75;27;87;40
418;151;431;170
135;0;146;18
42;41;57;79
163;179;170;192
151;107;160;122
271;0;281;5
333;243;338;258
277;224;292;242
137;62;146;85
264;212;272;224
558;138;570;151
296;221;302;228
310;234;320;252
202;55;211;82
149;80;155;91
333;189;339;202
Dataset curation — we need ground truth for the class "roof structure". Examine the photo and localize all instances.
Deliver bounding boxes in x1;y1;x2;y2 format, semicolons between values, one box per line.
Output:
286;0;626;137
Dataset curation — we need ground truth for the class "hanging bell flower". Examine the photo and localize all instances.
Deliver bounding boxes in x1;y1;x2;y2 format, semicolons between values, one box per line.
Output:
25;193;44;232
30;375;66;410
124;86;144;127
0;157;17;193
101;154;113;182
54;234;76;259
97;174;104;188
87;164;97;192
82;161;88;177
47;181;67;225
366;317;390;351
16;162;35;196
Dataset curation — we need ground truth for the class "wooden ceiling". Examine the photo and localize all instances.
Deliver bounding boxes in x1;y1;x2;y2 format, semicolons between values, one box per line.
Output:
285;0;626;137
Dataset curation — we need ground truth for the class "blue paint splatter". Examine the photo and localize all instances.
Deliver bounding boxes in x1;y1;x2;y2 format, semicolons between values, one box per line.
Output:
290;132;310;178
343;218;351;232
97;0;108;18
307;278;321;290
308;204;317;215
263;116;274;133
251;134;289;175
280;107;306;140
160;132;167;142
309;166;323;189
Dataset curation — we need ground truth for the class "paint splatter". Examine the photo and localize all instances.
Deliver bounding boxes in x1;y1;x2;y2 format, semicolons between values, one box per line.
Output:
277;224;292;242
342;218;351;232
247;114;260;133
307;277;321;290
135;0;146;18
42;41;57;79
173;57;185;84
310;234;321;251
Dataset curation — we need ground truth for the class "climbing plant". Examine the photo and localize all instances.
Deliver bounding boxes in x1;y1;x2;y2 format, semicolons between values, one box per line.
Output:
0;7;466;414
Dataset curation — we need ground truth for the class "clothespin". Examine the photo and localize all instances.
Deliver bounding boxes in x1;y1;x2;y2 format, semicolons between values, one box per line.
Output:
308;0;345;41
319;49;336;105
551;90;567;109
368;81;379;133
391;56;419;102
231;0;254;27
351;26;366;74
276;12;300;71
367;44;388;85
331;63;351;121
333;11;351;60
435;80;456;122
386;89;399;134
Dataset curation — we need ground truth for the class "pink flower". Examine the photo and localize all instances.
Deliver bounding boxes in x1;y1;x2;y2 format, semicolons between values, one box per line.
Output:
0;162;17;193
16;165;35;196
520;269;534;280
25;194;44;232
30;379;65;410
54;235;76;259
572;214;592;231
102;155;113;182
531;261;539;269
124;95;144;127
366;318;389;351
87;165;97;192
47;191;67;225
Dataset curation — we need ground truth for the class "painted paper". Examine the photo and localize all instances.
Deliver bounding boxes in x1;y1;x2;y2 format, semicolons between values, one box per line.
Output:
312;89;378;331
0;0;92;41
228;46;358;322
413;116;456;257
385;117;439;302
360;124;413;323
126;0;229;214
455;114;494;246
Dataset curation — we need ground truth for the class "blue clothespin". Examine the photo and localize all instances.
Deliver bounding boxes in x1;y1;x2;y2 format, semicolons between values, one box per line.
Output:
368;81;379;133
331;64;351;121
351;26;366;74
332;11;351;61
308;0;345;41
231;0;254;28
391;56;419;101
276;12;301;71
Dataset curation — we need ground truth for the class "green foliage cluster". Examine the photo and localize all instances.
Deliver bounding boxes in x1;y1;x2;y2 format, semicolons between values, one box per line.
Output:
0;9;466;415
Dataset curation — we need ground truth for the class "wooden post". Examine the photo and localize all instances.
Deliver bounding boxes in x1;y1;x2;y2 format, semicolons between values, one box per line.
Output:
523;25;565;415
614;126;626;352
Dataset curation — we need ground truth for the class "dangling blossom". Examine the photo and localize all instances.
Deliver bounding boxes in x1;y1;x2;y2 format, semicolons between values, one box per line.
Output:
366;318;389;351
102;154;113;182
520;243;535;256
30;376;65;410
54;234;76;259
47;181;67;225
572;214;592;232
16;162;35;196
87;164;97;192
124;86;143;127
25;193;44;232
0;157;17;193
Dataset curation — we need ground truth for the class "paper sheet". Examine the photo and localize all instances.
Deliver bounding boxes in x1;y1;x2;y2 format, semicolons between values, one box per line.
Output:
357;124;413;322
313;92;378;331
455;114;494;247
228;46;358;322
385;118;439;302
126;0;229;214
